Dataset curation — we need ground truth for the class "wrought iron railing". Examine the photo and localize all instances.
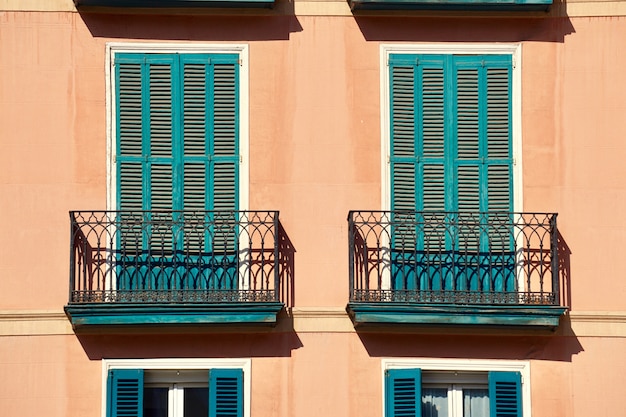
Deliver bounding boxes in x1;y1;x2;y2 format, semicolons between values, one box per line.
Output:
69;211;281;304
348;211;560;306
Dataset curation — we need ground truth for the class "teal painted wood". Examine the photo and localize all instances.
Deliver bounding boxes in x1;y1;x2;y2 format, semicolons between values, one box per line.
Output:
209;368;243;417
76;0;276;8
107;369;144;417
388;54;514;293
350;0;551;11
385;368;422;417
489;371;522;417
347;303;566;329
65;302;284;328
116;53;239;216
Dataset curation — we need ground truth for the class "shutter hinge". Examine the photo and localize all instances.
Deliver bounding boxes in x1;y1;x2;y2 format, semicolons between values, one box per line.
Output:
240;154;243;163
113;154;117;163
513;157;517;166
239;59;243;66
512;56;517;69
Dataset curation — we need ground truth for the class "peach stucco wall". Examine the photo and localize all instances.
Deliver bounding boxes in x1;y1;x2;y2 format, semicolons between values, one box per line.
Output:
1;9;626;417
2;12;626;310
1;331;625;417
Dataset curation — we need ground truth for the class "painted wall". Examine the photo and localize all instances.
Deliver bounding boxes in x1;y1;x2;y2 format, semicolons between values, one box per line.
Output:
1;6;626;417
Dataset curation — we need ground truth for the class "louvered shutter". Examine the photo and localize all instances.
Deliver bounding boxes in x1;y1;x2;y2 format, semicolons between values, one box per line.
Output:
209;57;239;260
453;55;514;292
107;369;144;417
488;371;522;417
116;57;146;256
453;55;513;232
389;58;417;258
147;56;177;255
209;368;243;417
385;368;422;417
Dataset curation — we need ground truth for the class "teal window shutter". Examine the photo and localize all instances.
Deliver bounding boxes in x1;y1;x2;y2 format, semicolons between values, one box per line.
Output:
115;52;239;217
209;368;244;417
389;53;512;216
488;371;522;417
385;368;422;417
107;369;144;417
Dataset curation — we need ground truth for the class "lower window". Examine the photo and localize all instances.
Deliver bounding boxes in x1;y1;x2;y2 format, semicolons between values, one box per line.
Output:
383;360;527;417
104;360;248;417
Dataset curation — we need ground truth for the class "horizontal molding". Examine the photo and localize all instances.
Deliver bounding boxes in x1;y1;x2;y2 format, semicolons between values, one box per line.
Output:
2;309;626;337
3;0;626;16
0;310;73;336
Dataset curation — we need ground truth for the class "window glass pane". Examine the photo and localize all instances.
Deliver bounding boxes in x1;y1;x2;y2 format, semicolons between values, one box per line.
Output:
184;387;209;417
422;387;448;417
463;388;489;417
144;387;168;417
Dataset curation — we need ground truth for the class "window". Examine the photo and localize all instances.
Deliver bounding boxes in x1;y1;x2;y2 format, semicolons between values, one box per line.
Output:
388;52;513;216
103;359;250;417
383;359;528;417
107;44;249;293
113;51;240;216
381;45;522;298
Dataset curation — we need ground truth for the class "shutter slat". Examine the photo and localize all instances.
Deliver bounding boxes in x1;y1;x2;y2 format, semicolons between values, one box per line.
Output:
391;66;416;159
118;63;143;157
183;63;207;157
149;64;173;158
213;64;237;157
487;68;511;160
456;68;480;160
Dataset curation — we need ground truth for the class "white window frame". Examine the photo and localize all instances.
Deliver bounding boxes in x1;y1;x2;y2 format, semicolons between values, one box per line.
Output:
382;358;531;417
105;42;250;213
102;358;252;417
104;43;251;291
379;44;524;291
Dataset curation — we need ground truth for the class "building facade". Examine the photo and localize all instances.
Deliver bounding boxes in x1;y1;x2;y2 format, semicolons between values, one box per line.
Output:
1;0;626;415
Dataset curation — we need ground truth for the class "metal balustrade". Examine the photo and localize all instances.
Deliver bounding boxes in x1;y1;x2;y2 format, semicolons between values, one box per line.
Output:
348;211;560;306
69;211;280;304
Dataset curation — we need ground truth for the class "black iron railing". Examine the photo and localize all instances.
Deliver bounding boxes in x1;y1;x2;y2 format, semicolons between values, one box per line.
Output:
69;211;280;304
348;211;560;306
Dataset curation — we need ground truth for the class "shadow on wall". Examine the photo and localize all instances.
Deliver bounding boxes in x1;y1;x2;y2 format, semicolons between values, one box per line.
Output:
558;230;572;310
353;15;575;43
77;4;303;41
356;330;583;362
76;330;304;360
279;221;296;308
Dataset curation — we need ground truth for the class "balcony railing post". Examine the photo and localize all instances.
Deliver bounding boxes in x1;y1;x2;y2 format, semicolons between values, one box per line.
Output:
348;211;355;302
69;211;76;303
550;214;560;306
274;211;280;303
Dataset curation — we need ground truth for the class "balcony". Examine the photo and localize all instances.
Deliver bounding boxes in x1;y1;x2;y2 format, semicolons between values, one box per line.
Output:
348;0;552;11
73;0;276;9
347;211;566;330
64;211;284;330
